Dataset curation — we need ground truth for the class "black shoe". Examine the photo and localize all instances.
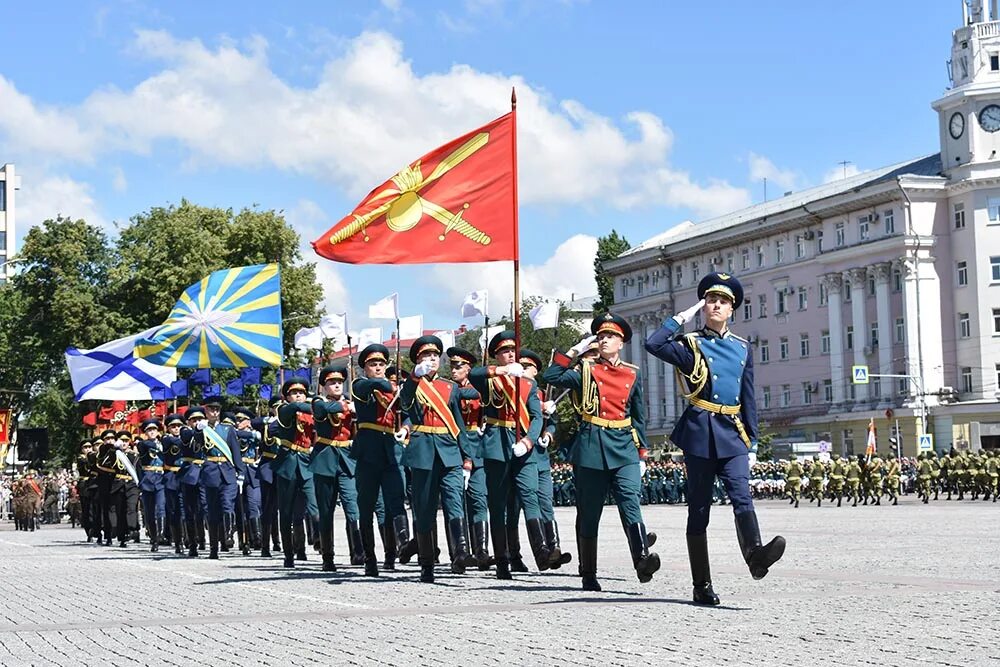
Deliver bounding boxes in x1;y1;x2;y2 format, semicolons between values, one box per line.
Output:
394;515;414;565
320;529;336;572
495;558;513;580
364;559;379;577
322;555;337;572
208;523;220;560
472;521;492;571
582;575;602;592
293;522;307;561
525;518;551;571
509;557;529;573
578;536;600;590
347;519;365;566
417;532;436;583
735;511;785;580
283;556;295;568
447;518;469;575
360;521;379;576
626;523;659;583
687;534;721;605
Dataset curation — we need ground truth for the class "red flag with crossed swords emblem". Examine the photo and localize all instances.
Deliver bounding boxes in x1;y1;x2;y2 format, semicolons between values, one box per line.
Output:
312;112;516;264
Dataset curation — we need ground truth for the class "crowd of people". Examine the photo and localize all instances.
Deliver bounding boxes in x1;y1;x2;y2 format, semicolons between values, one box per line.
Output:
2;468;84;530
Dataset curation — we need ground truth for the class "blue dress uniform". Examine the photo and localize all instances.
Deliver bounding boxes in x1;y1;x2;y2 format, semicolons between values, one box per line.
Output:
469;330;550;579
312;365;365;571
270;377;321;569
232;406;262;555
161;413;186;555
399;335;469;583
448;346;493;570
543;314;660;591
136;419;166;552
254;399;282;557
645;271;786;605
178;407;208;556
351;344;410;577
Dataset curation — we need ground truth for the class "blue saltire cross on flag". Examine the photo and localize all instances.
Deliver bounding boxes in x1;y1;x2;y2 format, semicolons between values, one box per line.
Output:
136;264;283;368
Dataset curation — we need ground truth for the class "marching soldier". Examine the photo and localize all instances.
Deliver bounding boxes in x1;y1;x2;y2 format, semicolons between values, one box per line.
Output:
987;450;999;502
828;454;846;507
544;314;660;591
161;413;186;555
256;398;282;557
201;396;244;555
916;453;933;504
123;432;142;544
868;455;884;505
885;454;901;505
76;440;97;541
95;430;128;547
396;335;470;582
929;453;942;500
179;406;208;557
470;331;550;580
137;419;167;551
312;365;365;571
233;406;263;555
645;272;785;605
807;455;825;507
846;455;862;507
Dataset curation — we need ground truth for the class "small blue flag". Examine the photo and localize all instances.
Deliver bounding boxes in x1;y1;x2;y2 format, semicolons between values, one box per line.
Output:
150;386;171;401
170;379;189;398
226;378;245;396
295;367;311;381
205;383;221;397
259;385;273;401
240;367;262;385
189;369;211;386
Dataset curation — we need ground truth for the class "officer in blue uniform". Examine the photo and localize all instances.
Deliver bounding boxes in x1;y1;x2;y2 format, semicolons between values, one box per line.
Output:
136;418;166;552
161;413;186;555
645;272;786;605
179;407;208;557
233;406;262;555
255;397;283;558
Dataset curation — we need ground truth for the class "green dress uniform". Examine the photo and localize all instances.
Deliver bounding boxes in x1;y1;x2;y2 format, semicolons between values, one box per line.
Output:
543;314;660;591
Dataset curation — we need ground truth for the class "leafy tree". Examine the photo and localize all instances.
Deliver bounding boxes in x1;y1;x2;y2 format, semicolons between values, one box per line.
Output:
592;229;630;314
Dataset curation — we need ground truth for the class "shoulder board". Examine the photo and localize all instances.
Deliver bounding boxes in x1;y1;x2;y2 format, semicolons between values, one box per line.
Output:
729;333;748;344
619;361;639;370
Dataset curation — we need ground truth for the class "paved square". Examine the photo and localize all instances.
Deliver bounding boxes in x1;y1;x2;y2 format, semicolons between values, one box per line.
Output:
0;499;997;666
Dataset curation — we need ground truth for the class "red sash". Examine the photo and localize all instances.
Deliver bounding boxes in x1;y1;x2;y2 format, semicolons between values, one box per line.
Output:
295;412;315;449
416;378;461;439
494;376;531;434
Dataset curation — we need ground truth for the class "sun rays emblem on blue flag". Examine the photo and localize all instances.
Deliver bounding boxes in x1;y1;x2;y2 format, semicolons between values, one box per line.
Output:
136;263;283;368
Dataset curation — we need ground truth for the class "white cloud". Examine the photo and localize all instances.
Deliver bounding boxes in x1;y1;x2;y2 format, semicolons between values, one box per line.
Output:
748;152;799;191
381;0;403;12
823;162;861;183
0;30;747;217
15;172;107;241
284;198;351;317
111;166;128;193
429;233;598;319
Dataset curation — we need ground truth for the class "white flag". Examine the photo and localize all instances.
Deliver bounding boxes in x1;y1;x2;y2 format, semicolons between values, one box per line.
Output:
65;328;177;401
529;302;560;330
320;312;347;339
358;327;383;348
433;330;456;351
478;325;505;353
294;326;323;351
398;314;423;340
461;290;488;319
369;293;399;320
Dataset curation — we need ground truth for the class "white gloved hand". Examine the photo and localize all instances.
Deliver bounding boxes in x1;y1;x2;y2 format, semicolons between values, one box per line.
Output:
344;401;356;414
503;362;524;378
567;335;598;358
512;440;528;457
748;452;757;468
196;420;208;431
476;424;486;437
412;361;430;378
537;433;551;450
253;430;262;441
673;299;706;325
394;427;409;443
462;468;471;490
542;400;556;416
639;460;647;478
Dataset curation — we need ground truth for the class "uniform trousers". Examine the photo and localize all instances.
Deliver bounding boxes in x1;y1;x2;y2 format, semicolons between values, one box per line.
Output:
410;454;465;533
574;463;642;538
684;452;753;535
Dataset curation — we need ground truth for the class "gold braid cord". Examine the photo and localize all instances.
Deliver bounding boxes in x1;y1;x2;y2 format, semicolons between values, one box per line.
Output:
578;360;601;417
675;333;709;401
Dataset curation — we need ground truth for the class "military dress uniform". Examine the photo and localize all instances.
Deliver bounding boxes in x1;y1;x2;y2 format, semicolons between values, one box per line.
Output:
178;407;208;557
122;433;142;544
311;365;365;571
76;441;98;541
161;413;186;555
95;430;130;547
645;272;785;605
469;331;549;580
544;315;659;591
136;419;167;552
255;400;283;557
232;406;263;555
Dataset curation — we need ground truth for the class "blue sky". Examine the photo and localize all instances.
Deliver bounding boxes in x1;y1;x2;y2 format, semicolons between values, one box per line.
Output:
0;0;959;333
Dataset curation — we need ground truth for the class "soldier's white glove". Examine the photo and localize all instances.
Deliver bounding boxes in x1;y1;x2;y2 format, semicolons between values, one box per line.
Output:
542;400;556;416
639;460;647;478
512;439;529;457
344;401;356;414
393;427;409;443
462;468;471;490
196;420;208;431
538;433;551;450
412;361;431;378
476;424;486;437
253;430;262;441
567;335;597;359
502;362;524;377
673;299;705;325
748;452;757;468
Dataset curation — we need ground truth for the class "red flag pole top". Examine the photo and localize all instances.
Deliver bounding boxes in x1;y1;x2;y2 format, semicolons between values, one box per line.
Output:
312;112;517;265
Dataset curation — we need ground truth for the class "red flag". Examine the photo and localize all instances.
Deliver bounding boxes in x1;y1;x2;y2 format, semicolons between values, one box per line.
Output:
0;409;11;445
82;411;98;427
312;112;516;264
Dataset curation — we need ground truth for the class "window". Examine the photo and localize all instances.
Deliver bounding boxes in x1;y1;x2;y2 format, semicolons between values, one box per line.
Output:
895;317;905;343
872;377;881;398
957;260;968;286
743;300;752;321
726;252;734;273
867;275;876;297
692;261;700;282
897;377;908;396
775;240;785;264
0;235;5;251
848;383;856;400
962;367;974;394
780;384;791;407
799;334;809;357
844;280;852;302
802;382;813;405
870;323;879;348
858;215;870;240
795;235;805;259
843;429;854;455
824;379;833;403
959;313;971;339
762;386;771;409
993;308;1000;334
846;326;854;351
995;363;1000;391
760;340;770;363
991;256;1000;282
652;272;660;290
674;265;682;287
884;209;895;234
893;268;902;292
798;287;808;310
756;245;765;268
776;289;788;314
989;197;1000;222
779;337;789;360
992;53;1000;71
819;282;828;306
759;294;768;318
741;248;750;270
954;202;966;229
817;230;824;252
636;276;644;296
0;181;5;211
835;222;846;247
821;330;830;354
620;279;629;299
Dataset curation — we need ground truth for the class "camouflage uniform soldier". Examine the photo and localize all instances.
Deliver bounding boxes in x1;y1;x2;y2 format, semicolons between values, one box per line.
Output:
807;455;825;507
846;456;862;507
916;453;933;504
885;454;901;505
785;458;803;508
828;454;846;507
868;455;884;506
929;453;942;500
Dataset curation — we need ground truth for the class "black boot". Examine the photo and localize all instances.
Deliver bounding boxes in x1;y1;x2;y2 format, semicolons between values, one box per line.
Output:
272;520;281;552
383;522;397;571
417;532;435;583
196;515;206;550
186;520;199;557
347;519;365;566
309;515;321;552
448;517;469;575
360;521;379;577
150;518;162;553
260;516;272;558
525;518;551;571
545;520;572;569
393;515;414;566
837;497;842;507
220;514;232;553
472;521;492;571
281;522;295;568
579;536;601;592
174;520;184;555
249;518;262;551
293;521;307;561
626;523;660;583
208;523;220;560
735;511;785;580
507;524;529;572
320;526;336;572
490;521;512;580
686;534;720;605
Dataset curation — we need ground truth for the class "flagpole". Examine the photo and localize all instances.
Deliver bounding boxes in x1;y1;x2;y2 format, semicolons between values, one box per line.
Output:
482;314;489;366
395;316;402;430
511;87;523;443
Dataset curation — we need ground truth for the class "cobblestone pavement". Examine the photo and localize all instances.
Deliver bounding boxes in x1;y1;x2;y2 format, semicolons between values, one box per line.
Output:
0;498;997;666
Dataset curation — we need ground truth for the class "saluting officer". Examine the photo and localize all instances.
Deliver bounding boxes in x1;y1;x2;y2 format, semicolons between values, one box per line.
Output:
645;272;786;605
179;406;208;557
161;413;187;555
136;418;167;552
543;314;659;592
233;406;263;555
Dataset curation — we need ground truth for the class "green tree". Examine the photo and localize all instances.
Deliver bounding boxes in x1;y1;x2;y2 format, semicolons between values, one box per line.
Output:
592;230;630;313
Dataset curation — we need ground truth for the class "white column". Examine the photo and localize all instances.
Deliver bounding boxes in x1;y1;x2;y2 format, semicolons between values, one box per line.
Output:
644;315;661;429
872;262;893;408
823;273;846;406
626;316;643;366
901;251;945;406
848;267;869;405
